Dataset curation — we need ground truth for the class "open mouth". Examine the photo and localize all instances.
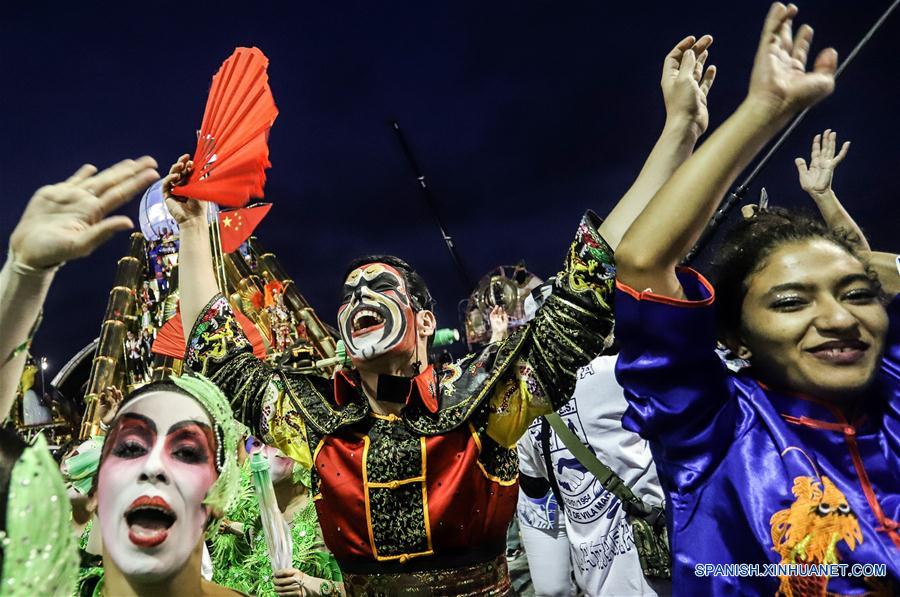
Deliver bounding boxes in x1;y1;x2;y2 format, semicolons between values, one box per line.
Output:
125;495;177;549
806;339;870;365
351;308;385;337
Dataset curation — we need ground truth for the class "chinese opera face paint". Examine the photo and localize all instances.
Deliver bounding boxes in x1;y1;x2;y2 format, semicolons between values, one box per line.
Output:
97;391;216;582
337;263;417;361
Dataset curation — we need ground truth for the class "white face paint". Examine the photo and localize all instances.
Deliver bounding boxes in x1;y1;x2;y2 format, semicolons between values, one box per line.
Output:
337;263;417;361
97;390;216;582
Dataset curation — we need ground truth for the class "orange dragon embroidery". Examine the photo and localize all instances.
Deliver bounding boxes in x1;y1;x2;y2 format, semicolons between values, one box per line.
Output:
770;475;863;597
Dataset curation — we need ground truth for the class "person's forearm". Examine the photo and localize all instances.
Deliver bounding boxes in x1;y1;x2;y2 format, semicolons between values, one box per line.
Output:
599;119;699;250
616;100;788;295
177;218;220;343
863;251;900;298
810;189;871;251
0;256;58;419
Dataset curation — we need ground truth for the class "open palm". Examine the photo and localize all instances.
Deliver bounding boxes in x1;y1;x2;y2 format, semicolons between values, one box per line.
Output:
748;3;837;117
10;157;158;268
795;129;849;197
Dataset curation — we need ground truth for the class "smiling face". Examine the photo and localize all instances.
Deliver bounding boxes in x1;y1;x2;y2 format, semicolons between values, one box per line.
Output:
737;239;888;401
338;262;417;362
97;390;216;582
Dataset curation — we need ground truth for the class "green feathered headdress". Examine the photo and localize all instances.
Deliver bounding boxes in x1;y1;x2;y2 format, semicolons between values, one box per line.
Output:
1;434;80;596
169;373;245;531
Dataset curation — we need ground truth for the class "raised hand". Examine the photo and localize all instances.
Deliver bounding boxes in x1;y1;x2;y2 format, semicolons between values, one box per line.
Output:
9;157;158;269
661;34;716;139
795;129;849;198
162;153;206;225
747;3;837;119
488;305;510;343
98;385;125;427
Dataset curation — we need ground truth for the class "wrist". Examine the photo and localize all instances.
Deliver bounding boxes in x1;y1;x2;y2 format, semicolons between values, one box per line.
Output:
738;96;794;131
178;217;208;232
662;117;702;144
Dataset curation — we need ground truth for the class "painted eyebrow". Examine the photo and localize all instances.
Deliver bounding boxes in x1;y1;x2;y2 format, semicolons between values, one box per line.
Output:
166;420;212;435
118;413;157;434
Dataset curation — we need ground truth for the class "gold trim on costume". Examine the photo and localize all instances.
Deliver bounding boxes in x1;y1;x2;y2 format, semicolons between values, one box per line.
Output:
468;423;518;487
420;436;433;551
369;412;401;422
362;436;378;557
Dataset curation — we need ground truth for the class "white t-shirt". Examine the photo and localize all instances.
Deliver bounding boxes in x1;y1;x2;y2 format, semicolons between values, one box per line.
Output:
517;355;670;596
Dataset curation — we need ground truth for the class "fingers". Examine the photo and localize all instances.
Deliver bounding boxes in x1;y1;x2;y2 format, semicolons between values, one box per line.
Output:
699;65;717;96
823;129;834;158
97;167;159;215
66;164;98;184
759;3;795;48
691;34;713;57
811;133;821;160
791;24;813;67
693;51;708;82
678;49;697;80
794;157;808;176
73;215;135;257
834;140;850;164
812;47;838;75
663;35;696;75
82;156;157;197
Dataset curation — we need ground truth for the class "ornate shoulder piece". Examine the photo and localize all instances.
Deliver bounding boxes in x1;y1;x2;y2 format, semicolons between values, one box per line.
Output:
404;334;530;435
282;373;368;435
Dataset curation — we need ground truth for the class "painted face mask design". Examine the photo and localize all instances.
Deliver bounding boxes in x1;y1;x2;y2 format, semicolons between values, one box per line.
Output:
97;391;217;582
338;263;417;361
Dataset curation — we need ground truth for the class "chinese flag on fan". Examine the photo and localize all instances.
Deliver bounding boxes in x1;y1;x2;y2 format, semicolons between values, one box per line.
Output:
171;47;278;207
219;203;272;253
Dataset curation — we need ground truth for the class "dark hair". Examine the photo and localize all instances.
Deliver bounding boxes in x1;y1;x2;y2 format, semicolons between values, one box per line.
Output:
342;255;435;313
710;207;877;341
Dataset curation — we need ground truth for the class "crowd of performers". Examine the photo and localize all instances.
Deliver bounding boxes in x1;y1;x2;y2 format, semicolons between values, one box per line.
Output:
0;4;898;595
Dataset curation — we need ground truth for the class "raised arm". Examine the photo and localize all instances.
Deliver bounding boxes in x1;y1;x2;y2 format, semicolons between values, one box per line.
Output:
795;129;870;249
598;35;716;250
1;158;158;419
616;2;837;298
161;154;220;336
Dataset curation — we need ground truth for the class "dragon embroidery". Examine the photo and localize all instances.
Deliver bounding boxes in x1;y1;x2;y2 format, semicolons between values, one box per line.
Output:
770;475;863;596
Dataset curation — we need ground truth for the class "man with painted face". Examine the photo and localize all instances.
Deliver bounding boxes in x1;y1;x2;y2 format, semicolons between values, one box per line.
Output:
164;31;716;593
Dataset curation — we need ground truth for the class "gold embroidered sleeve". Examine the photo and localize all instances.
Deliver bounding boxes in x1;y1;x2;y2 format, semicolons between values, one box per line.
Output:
486;211;615;447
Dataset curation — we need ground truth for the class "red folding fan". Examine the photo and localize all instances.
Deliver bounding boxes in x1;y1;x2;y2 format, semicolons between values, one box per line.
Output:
171;47;278;207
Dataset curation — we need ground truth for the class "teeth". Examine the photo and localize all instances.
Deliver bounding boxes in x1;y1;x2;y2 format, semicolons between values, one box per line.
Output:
352;309;383;331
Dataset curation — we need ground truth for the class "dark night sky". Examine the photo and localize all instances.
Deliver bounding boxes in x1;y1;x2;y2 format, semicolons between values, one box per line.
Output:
1;1;898;377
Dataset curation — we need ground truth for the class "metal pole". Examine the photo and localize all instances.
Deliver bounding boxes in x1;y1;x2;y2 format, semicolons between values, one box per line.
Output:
391;121;474;290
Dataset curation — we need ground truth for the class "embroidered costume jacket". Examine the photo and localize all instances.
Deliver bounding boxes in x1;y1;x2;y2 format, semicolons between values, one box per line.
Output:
615;269;900;596
185;212;615;574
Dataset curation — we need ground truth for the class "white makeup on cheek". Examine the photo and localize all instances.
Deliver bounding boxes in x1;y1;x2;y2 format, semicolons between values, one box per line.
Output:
97;390;217;582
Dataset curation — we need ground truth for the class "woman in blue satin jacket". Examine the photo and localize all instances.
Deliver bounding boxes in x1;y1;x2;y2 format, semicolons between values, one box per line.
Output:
612;3;898;595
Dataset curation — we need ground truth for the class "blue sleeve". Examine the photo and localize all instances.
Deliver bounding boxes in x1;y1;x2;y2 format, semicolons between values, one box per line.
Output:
613;268;741;493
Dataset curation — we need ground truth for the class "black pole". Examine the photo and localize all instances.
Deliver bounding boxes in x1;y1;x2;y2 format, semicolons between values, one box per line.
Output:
684;0;899;263
391;121;474;290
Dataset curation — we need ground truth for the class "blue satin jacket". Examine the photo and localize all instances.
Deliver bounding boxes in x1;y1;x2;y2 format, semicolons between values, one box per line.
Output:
615;269;899;596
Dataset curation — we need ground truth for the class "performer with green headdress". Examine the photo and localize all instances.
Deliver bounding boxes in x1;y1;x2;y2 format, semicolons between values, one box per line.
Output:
76;373;247;597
